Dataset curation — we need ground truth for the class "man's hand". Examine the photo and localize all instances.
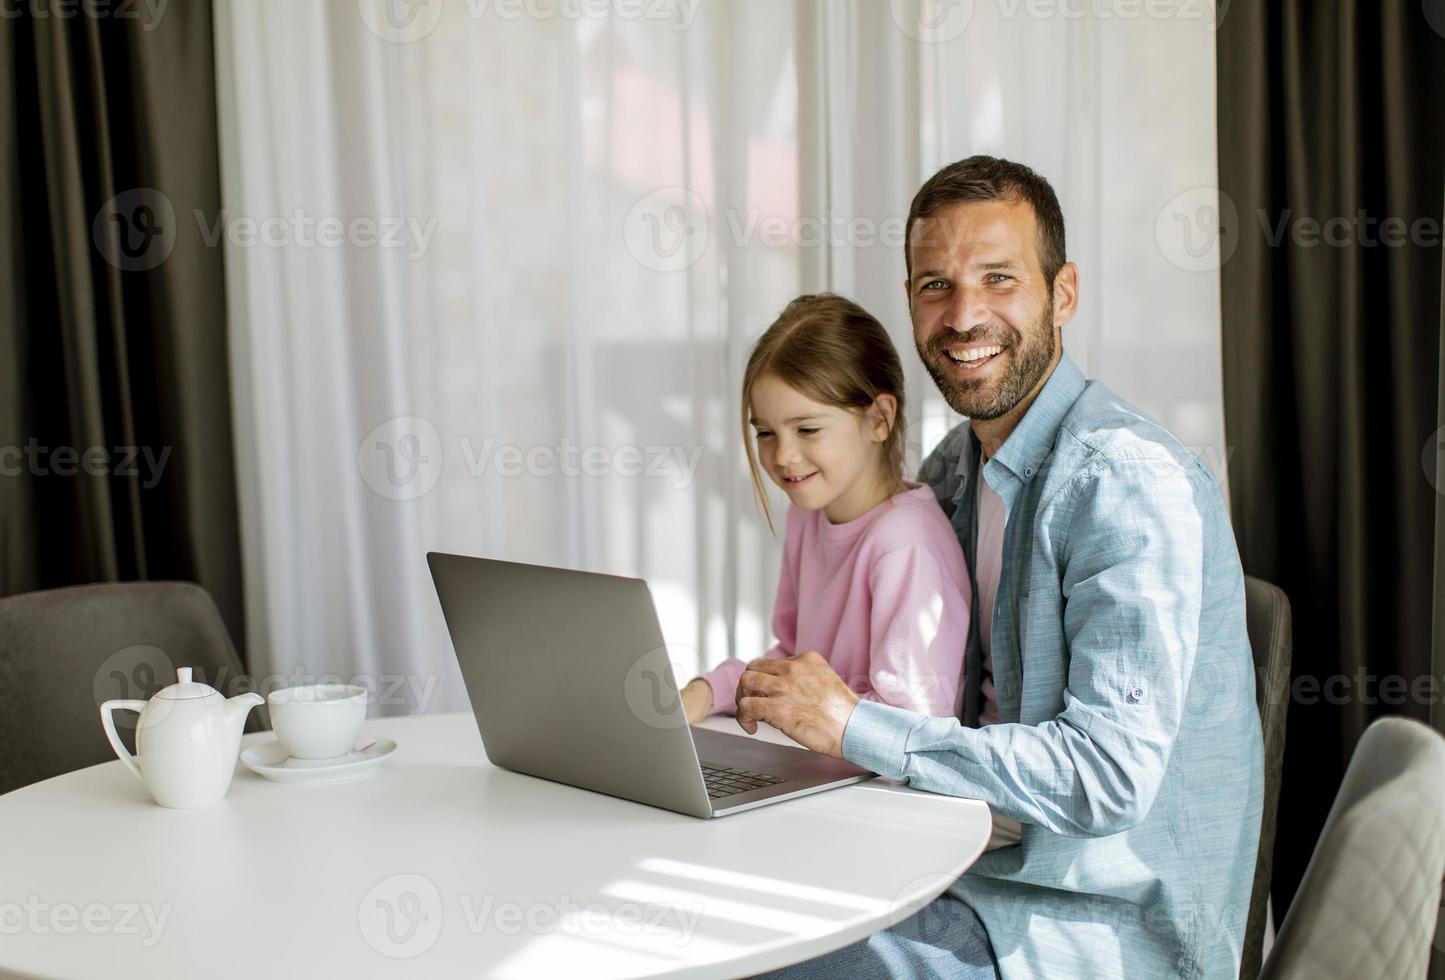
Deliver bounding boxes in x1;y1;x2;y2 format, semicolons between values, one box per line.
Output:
681;678;713;725
735;651;860;759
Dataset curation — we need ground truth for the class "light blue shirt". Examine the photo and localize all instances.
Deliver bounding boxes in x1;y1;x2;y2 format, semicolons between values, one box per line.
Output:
843;353;1264;980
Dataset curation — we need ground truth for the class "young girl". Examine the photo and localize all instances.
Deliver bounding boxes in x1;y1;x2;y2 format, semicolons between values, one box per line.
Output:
681;293;971;722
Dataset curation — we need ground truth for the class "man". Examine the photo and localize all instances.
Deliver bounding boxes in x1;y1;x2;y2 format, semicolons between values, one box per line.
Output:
741;156;1264;979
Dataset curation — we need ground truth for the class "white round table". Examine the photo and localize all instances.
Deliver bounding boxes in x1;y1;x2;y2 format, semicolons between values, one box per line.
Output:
0;712;992;979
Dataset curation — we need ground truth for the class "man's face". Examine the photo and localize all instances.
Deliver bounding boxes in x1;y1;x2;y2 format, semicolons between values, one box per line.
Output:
907;199;1066;421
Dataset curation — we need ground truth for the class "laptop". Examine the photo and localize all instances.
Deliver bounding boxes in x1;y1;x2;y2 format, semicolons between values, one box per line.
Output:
427;552;872;817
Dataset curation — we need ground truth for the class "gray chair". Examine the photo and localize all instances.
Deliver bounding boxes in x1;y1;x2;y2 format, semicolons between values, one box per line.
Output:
1242;575;1294;978
0;581;263;795
1258;716;1445;978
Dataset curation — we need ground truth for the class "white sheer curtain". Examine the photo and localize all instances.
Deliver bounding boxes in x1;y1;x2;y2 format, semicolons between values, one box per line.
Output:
213;0;1224;712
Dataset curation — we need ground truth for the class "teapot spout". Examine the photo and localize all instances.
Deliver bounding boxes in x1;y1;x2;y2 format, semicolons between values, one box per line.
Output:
223;692;266;728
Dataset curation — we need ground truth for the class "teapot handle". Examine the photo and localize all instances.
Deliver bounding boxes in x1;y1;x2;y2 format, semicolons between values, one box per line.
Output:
100;700;147;782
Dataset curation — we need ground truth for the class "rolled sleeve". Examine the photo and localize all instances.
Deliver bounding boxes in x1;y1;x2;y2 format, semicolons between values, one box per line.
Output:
842;699;921;781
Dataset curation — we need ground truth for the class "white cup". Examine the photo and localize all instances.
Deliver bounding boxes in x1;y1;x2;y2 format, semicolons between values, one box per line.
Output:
267;685;368;760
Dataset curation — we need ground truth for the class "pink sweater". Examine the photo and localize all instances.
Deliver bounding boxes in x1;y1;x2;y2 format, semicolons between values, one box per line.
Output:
703;484;970;718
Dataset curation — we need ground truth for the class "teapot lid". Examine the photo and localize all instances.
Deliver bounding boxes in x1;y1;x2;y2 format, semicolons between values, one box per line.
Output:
155;667;220;701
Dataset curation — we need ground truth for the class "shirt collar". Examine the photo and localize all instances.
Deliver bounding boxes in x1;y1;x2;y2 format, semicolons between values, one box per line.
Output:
952;351;1085;486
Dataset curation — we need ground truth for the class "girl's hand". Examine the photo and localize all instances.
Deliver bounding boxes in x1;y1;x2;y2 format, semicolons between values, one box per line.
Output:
681;678;713;724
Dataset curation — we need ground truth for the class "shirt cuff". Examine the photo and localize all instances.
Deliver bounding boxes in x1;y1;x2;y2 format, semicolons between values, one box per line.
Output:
842;699;921;781
702;664;739;716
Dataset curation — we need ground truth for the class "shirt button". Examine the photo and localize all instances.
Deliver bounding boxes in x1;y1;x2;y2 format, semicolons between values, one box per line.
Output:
1024;466;1035;477
1127;686;1145;703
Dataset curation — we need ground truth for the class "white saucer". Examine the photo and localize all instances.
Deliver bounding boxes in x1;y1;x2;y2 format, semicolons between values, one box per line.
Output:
241;736;397;784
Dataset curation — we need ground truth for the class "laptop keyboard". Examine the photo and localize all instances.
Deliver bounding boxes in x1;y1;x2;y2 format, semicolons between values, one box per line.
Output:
701;763;787;800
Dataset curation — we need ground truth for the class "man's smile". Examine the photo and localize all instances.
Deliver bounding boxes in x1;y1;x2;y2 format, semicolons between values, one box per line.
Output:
945;343;1006;372
938;342;1009;380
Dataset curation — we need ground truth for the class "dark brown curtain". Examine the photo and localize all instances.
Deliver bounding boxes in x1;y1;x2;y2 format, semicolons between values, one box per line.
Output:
1218;0;1445;920
0;2;245;655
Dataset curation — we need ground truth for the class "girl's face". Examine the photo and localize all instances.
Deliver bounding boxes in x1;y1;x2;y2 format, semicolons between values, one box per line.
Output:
748;374;898;525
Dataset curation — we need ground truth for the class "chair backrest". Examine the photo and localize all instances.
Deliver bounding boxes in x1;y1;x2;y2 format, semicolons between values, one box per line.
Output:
1259;717;1445;979
1241;575;1294;978
0;582;261;795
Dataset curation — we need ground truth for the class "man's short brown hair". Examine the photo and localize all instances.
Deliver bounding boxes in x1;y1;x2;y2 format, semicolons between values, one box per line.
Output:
905;155;1067;286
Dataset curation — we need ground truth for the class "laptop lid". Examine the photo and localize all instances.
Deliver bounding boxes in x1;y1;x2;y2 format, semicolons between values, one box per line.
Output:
427;552;714;817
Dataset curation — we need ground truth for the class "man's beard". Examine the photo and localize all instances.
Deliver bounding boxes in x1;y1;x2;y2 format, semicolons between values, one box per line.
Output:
916;299;1057;421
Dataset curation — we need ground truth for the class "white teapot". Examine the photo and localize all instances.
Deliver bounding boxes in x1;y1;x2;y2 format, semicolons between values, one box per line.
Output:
100;667;265;808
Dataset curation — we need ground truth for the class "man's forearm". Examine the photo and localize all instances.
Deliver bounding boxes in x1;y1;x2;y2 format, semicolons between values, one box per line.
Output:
843;700;1169;838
